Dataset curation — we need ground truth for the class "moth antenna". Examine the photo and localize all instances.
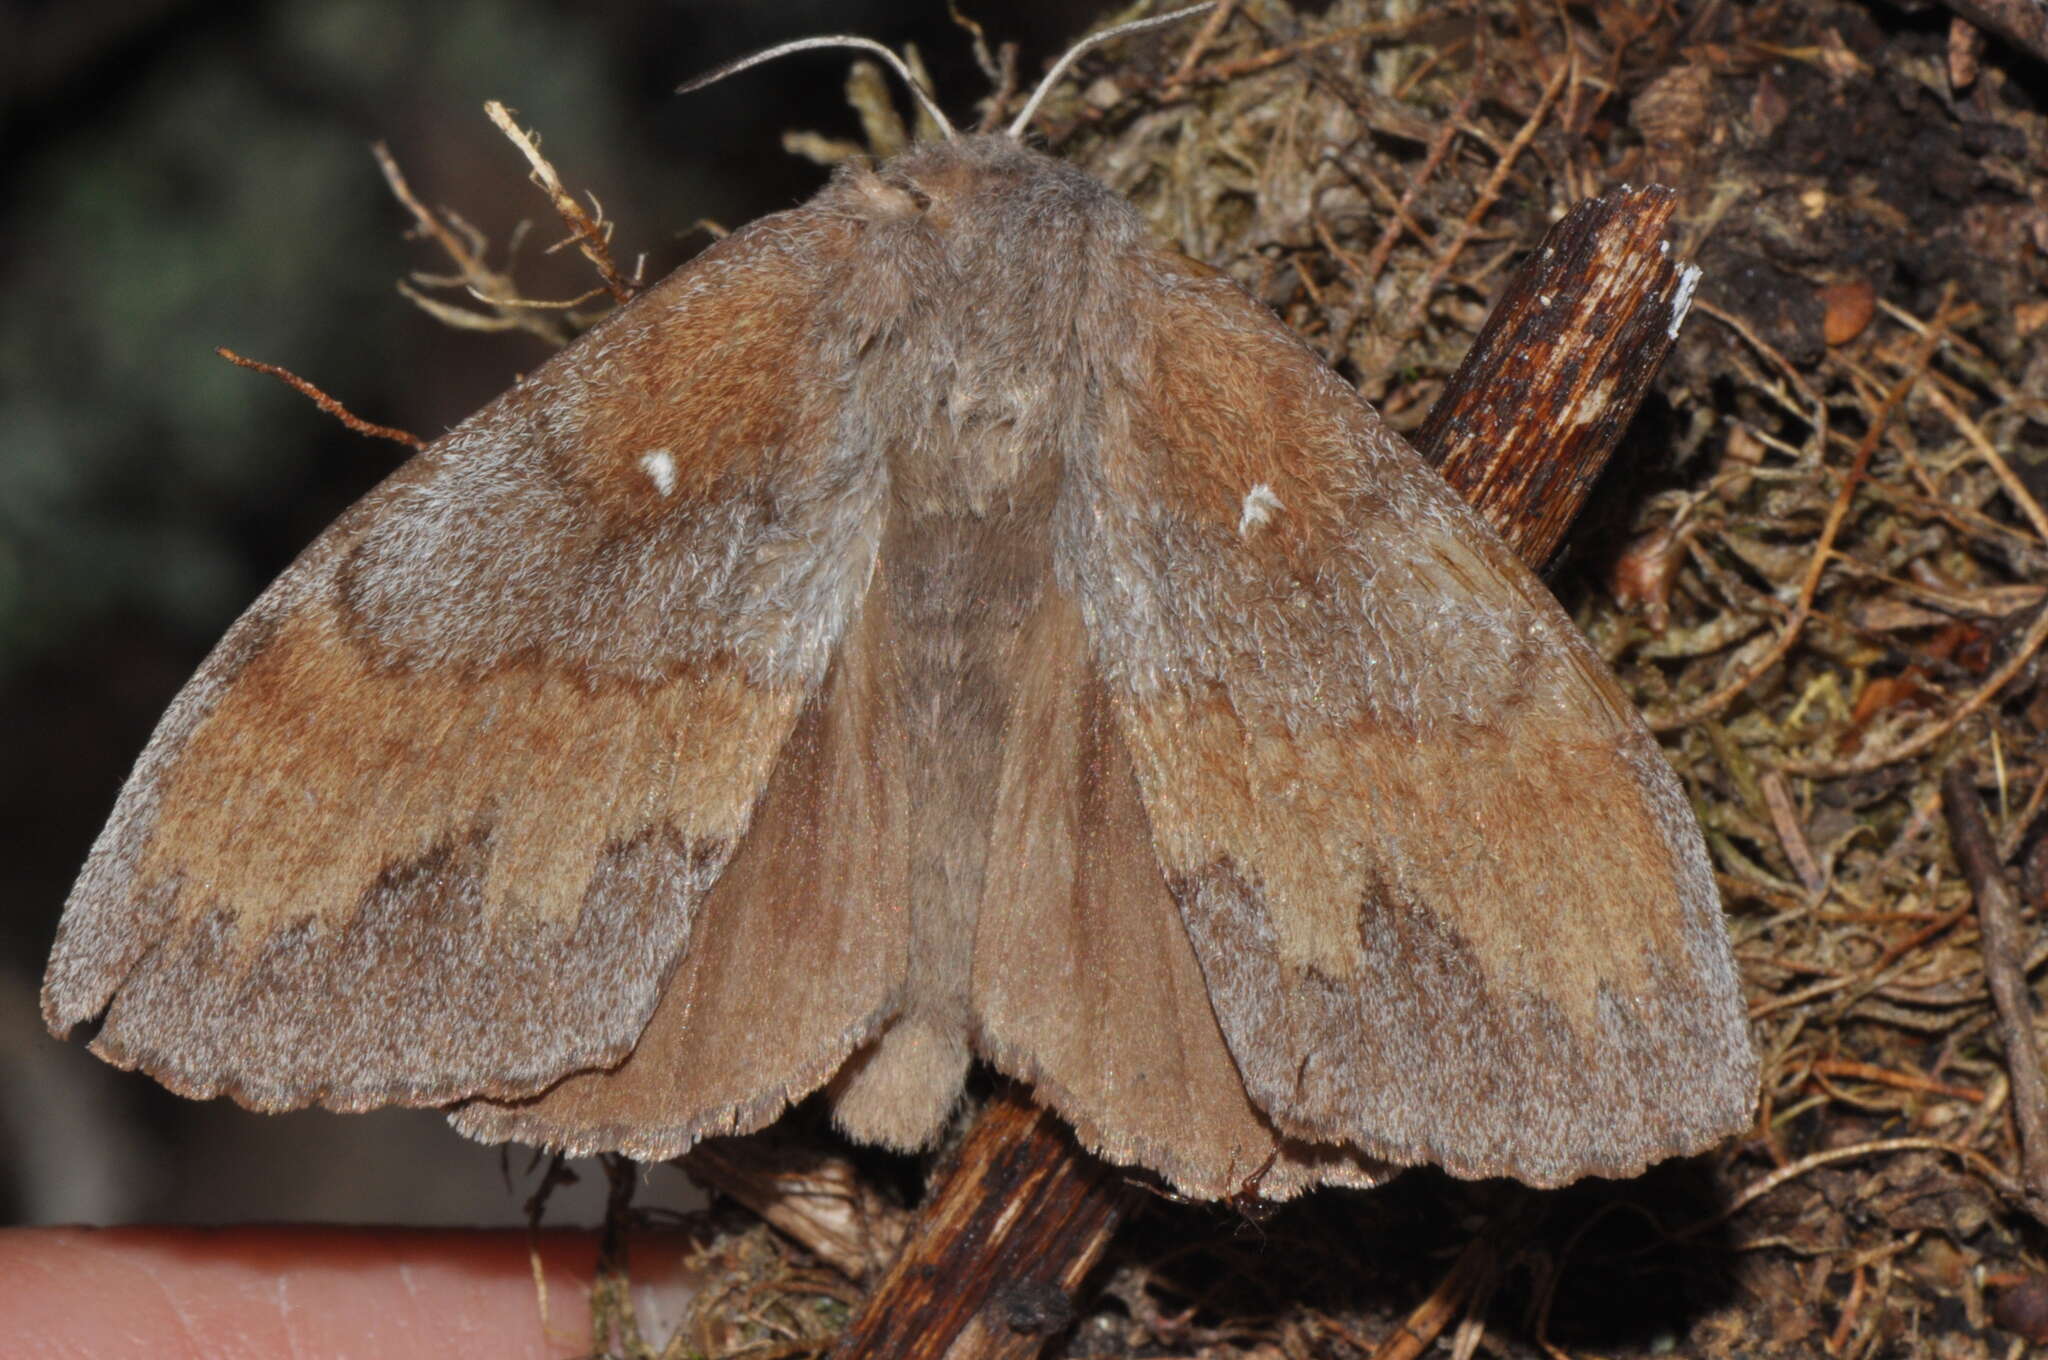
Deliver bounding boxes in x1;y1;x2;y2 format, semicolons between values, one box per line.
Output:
1006;2;1218;139
678;37;956;141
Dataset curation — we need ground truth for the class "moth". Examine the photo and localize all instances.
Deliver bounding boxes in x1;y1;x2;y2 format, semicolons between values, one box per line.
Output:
42;8;1756;1201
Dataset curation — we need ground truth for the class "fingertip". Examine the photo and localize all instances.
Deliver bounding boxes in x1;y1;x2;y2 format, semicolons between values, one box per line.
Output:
0;1225;674;1359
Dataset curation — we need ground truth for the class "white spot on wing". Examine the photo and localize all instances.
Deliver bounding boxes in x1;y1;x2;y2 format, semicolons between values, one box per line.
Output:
639;448;677;496
1238;483;1284;536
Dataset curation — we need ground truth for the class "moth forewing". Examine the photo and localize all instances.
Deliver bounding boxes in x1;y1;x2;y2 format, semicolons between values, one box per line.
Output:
43;208;891;1118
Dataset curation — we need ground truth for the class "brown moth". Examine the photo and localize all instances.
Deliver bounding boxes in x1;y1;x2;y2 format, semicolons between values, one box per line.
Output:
42;8;1756;1202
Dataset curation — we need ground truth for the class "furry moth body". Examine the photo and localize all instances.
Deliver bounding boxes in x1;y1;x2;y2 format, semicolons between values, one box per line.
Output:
44;65;1756;1200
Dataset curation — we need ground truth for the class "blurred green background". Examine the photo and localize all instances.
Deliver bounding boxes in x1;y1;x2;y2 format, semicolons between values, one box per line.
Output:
1;0;1101;1227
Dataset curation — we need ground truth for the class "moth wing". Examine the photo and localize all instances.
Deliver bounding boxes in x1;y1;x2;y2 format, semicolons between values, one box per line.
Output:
1067;251;1755;1185
455;570;908;1156
42;208;901;1121
975;589;1391;1200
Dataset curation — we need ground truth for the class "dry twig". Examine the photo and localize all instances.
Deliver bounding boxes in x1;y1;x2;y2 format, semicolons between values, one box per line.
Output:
1942;760;2048;1227
372;141;582;345
484;100;637;304
215;347;426;451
